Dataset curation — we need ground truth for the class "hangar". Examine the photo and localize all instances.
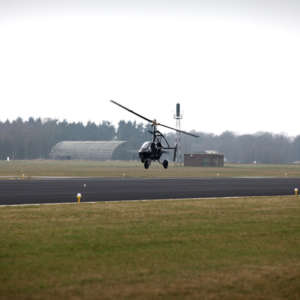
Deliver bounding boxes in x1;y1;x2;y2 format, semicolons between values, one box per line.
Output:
49;141;129;160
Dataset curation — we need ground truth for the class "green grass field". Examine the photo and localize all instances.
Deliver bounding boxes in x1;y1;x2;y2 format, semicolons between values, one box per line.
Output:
1;160;300;178
1;196;300;299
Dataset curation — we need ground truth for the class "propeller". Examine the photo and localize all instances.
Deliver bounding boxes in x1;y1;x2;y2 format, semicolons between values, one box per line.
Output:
110;100;199;138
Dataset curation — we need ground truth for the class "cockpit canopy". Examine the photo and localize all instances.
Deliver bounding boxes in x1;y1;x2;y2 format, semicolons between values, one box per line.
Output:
139;141;152;153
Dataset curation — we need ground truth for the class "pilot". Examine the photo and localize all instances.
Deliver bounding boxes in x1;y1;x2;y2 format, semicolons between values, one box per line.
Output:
151;142;156;152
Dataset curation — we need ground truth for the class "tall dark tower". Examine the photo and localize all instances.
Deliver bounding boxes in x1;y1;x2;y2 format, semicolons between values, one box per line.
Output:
174;103;183;165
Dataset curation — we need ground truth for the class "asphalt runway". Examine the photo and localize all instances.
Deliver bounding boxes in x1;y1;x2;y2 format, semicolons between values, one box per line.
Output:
1;177;300;206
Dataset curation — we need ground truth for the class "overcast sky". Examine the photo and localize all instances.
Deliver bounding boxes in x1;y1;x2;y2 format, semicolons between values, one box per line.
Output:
1;0;300;136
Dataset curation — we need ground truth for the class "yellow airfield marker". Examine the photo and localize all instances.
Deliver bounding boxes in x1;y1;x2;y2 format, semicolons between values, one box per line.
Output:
294;188;298;196
77;193;82;203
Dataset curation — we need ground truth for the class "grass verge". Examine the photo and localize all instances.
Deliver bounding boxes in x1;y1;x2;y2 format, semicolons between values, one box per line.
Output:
1;196;300;299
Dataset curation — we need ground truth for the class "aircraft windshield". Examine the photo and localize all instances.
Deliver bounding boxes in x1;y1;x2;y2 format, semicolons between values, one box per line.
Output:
139;141;152;152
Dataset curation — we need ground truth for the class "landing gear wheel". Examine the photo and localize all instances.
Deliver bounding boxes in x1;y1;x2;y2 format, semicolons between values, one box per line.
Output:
163;160;168;169
144;160;150;169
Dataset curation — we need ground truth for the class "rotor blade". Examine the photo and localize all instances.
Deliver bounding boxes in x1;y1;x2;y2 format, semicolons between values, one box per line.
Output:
111;100;199;137
157;123;199;138
110;100;154;124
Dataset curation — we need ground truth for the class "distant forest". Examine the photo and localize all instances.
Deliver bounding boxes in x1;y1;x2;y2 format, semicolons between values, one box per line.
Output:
1;117;300;164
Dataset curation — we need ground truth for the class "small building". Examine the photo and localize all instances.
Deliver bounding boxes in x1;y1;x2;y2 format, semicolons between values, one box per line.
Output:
49;141;129;160
184;153;224;167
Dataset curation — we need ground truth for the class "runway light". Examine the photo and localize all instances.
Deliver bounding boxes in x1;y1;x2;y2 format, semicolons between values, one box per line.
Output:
294;188;298;196
77;193;82;203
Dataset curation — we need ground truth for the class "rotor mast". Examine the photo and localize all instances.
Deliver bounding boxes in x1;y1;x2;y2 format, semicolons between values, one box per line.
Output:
152;120;158;142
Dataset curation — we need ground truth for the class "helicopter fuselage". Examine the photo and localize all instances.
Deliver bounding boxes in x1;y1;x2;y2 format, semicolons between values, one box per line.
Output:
138;141;162;162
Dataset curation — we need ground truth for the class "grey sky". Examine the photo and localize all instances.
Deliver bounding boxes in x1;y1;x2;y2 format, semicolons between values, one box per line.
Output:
1;0;300;136
1;0;300;20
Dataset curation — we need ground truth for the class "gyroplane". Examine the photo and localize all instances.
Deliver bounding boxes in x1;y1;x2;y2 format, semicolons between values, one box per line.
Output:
111;100;198;169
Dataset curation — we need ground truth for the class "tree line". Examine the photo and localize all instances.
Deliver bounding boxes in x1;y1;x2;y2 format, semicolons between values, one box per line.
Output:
0;117;300;163
0;118;150;160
